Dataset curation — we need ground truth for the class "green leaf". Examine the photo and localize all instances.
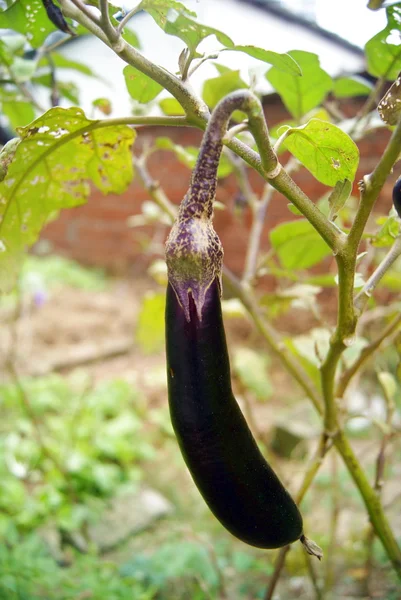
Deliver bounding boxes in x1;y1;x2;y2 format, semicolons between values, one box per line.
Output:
123;65;163;103
203;70;248;109
372;215;400;247
9;57;37;83
266;50;332;119
121;27;141;49
39;53;97;77
282;119;359;186
378;74;401;126
333;76;373;98
0;107;135;293
0;0;68;48
270;219;332;270
138;0;196;26
159;97;185;115
365;4;401;79
381;270;401;290
225;46;301;75
155;136;233;178
136;292;166;354
233;348;272;401
32;74;80;104
2;100;35;129
328;178;352;221
146;8;233;54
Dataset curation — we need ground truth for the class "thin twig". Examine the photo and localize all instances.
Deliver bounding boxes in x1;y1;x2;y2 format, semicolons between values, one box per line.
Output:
362;371;396;595
116;3;141;34
337;313;401;398
70;0;101;24
354;235;401;314
99;0;118;43
242;157;299;284
264;435;330;600
324;453;340;595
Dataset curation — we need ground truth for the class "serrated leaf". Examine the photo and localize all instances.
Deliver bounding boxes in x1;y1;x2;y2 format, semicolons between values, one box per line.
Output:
147;9;233;54
365;4;401;79
270;219;332;270
155;136;233;178
225;46;301;76
0;0;68;47
159;97;185;115
203;69;248;109
136;291;166;354
266;50;332;119
333;76;373;99
0;107;135;292
328;178;352;221
233;348;272;401
282;119;359;186
123;65;163;103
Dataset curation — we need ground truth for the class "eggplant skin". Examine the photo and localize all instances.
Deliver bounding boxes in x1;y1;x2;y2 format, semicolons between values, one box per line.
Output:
166;280;303;549
393;177;401;219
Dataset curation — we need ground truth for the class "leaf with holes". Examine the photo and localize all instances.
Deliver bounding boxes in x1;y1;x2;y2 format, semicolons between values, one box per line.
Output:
378;73;401;125
138;0;196;26
266;50;332;119
365;4;401;79
0;0;70;47
146;7;233;53
269;219;332;270
281;119;359;186
0;107;135;293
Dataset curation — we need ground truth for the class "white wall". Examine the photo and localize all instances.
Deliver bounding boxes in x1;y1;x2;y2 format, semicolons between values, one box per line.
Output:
53;0;365;117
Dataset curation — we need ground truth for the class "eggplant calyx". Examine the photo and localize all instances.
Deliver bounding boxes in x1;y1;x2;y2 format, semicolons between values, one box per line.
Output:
166;213;223;322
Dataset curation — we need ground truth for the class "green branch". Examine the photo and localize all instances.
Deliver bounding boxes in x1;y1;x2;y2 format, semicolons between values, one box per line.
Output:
348;116;401;252
59;0;342;252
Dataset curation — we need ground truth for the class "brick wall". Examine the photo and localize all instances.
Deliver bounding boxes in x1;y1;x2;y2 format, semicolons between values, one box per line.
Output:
39;97;395;278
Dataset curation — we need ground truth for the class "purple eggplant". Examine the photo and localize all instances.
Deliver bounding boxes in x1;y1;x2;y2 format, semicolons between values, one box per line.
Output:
393;177;401;218
165;91;303;549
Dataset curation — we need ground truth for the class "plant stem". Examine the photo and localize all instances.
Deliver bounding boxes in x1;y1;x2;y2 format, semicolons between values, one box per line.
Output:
348;116;401;252
337;313;401;398
354;235;401;313
264;435;330;600
99;0;119;43
59;0;343;252
60;0;210;122
135;150;401;580
116;3;141;34
224;269;323;414
333;430;401;578
242;157;299;284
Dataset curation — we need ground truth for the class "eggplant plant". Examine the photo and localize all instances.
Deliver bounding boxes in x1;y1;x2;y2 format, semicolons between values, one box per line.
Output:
0;0;401;597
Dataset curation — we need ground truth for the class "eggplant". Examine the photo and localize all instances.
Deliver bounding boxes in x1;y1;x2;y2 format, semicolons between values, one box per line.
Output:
165;91;303;549
165;279;303;548
392;177;401;218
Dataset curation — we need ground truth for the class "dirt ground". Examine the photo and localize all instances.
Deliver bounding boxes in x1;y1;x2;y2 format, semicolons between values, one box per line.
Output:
0;276;400;599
